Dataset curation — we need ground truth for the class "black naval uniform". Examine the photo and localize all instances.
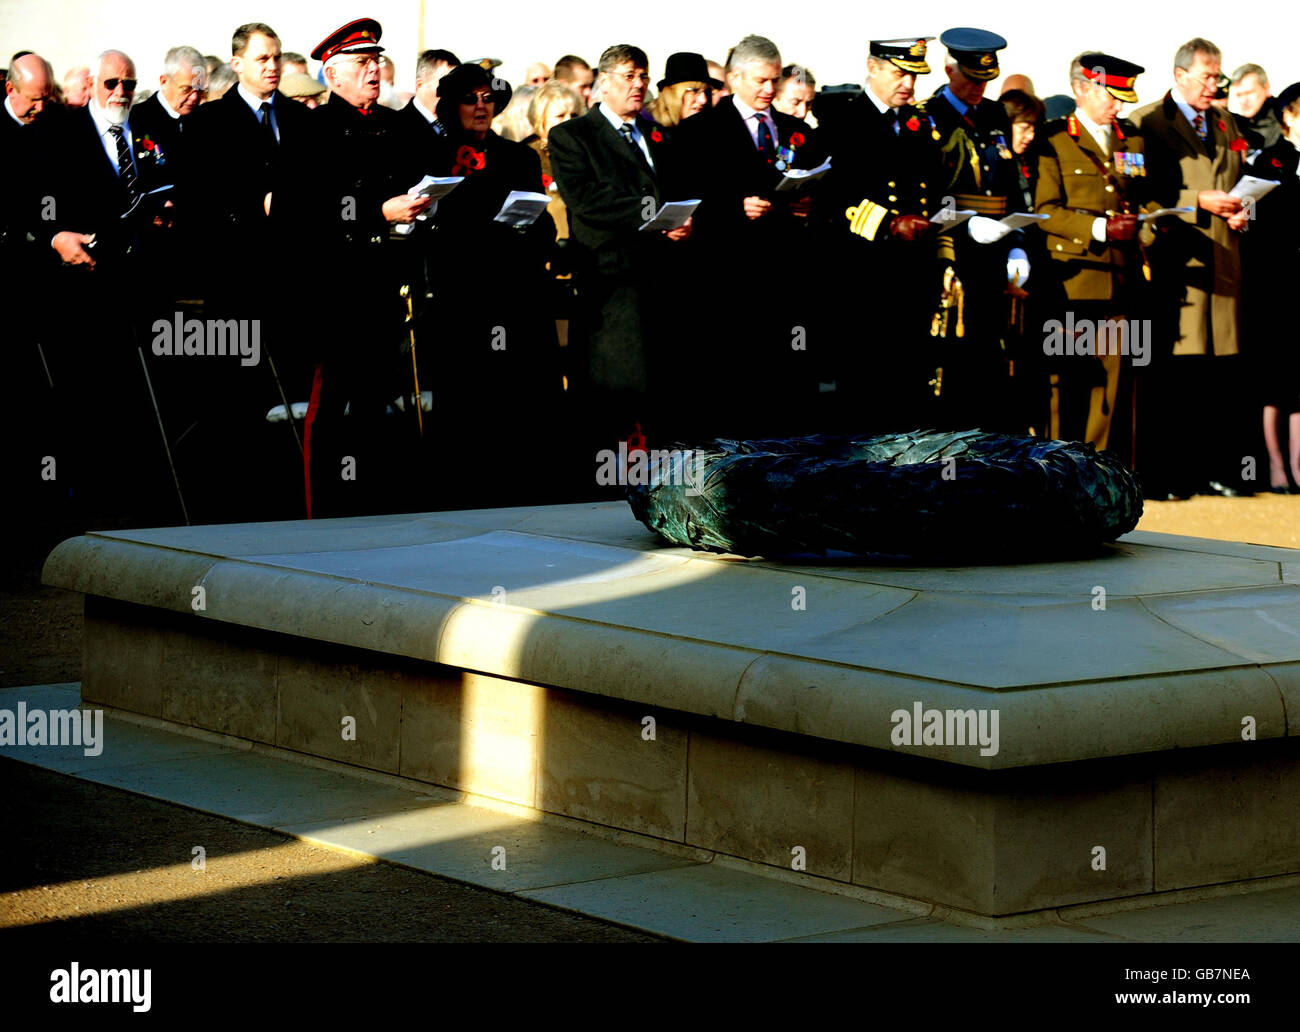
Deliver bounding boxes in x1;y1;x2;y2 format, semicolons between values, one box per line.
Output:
275;97;430;517
927;84;1025;430
815;90;945;432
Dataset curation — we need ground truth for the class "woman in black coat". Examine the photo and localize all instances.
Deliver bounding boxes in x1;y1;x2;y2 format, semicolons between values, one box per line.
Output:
421;64;563;506
1246;84;1300;491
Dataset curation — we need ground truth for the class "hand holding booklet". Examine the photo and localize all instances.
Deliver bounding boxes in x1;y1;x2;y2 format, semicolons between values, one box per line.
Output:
1228;175;1280;204
494;190;551;227
394;175;463;235
639;199;700;232
774;157;832;192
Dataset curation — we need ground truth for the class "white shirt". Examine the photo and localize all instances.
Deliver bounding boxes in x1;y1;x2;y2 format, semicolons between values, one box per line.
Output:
1074;109;1112;154
598;101;654;170
732;93;777;153
4;95;27;127
412;95;437;124
88;100;135;176
864;86;901;134
156;89;181;120
237;83;279;142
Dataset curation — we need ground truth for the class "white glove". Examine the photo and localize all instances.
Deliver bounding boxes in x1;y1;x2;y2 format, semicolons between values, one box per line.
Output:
1006;248;1030;286
968;215;1011;244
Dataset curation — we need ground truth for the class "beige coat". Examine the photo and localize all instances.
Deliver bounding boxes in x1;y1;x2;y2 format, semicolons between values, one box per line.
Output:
1130;91;1244;356
1035;115;1157;301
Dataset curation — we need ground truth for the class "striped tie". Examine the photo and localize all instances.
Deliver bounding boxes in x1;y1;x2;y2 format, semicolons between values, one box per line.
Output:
1193;113;1206;142
108;124;140;214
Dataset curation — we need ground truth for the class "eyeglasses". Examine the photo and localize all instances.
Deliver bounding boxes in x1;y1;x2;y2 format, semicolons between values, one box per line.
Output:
102;78;137;92
614;72;651;86
682;86;709;96
1179;69;1220;91
460;92;494;106
348;55;380;70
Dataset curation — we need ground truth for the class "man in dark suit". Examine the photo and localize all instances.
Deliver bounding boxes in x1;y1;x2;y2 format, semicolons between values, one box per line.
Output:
548;42;693;464
128;45;205;168
180;22;315;521
672;34;824;437
397;49;459;140
2;51;64;527
815;37;945;434
41;49;182;523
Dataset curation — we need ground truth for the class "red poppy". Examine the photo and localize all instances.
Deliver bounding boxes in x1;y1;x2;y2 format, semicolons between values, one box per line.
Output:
789;131;805;148
455;144;486;173
906;117;920;131
1229;137;1248;152
1273;157;1284;167
1217;120;1227;132
650;128;663;142
542;173;554;190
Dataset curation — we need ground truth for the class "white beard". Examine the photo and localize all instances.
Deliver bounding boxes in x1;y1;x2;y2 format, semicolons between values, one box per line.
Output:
100;99;129;125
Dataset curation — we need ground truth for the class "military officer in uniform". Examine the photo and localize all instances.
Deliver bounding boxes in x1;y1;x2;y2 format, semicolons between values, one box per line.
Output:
927;28;1029;431
276;18;434;517
1035;53;1155;459
814;37;945;432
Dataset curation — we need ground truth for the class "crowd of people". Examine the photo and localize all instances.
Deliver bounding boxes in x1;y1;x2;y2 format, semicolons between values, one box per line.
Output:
3;19;1298;534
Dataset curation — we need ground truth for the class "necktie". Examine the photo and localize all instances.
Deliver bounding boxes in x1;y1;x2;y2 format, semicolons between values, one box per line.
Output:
617;122;639;153
107;125;140;214
755;113;775;161
888;108;901;135
259;101;277;145
1193;113;1206;141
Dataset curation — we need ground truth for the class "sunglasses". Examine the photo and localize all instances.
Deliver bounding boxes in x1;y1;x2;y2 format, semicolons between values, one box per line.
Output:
103;77;137;92
460;92;494;106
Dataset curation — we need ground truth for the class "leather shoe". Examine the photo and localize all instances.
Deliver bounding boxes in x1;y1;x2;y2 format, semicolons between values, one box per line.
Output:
1203;480;1253;497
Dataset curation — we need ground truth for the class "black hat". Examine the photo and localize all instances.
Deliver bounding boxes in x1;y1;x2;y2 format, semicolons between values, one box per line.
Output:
1076;53;1145;104
869;38;934;75
311;18;384;63
658;52;722;92
436;62;512;125
1276;81;1300;112
940;27;1008;82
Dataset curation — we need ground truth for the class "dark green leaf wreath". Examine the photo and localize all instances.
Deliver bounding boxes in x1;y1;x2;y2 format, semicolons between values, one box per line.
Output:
626;429;1144;561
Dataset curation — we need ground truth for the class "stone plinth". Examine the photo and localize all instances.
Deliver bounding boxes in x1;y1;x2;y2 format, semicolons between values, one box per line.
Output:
43;503;1300;916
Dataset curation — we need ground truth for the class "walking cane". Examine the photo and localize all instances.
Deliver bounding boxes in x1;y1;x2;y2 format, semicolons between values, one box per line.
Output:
399;284;423;437
264;348;304;455
134;344;191;525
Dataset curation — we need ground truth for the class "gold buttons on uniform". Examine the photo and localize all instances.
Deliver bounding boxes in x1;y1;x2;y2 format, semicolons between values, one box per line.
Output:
920;181;927;188
888;181;896;187
1073;168;1082;174
1105;185;1114;192
919;197;926;203
888;194;897;202
1056;244;1063;250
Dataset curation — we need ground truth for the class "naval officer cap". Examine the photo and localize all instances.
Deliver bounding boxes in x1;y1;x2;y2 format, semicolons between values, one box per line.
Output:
940;27;1008;81
1076;53;1145;104
311;18;384;63
870;38;935;75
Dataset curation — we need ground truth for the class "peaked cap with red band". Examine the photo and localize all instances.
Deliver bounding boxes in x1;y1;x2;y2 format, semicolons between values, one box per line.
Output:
311;18;384;63
1077;53;1144;104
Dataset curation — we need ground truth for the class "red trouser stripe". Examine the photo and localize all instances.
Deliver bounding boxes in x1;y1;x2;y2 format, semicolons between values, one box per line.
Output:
303;363;323;519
